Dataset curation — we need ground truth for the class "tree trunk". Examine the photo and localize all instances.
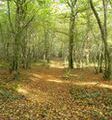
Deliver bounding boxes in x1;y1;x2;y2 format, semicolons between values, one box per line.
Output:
90;0;111;79
68;9;75;69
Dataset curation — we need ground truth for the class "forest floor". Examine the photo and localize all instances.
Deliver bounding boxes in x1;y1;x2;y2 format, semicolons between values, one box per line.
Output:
0;61;112;120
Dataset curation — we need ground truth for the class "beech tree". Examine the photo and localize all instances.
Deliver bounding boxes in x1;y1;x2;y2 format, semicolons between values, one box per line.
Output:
90;0;112;79
65;0;78;69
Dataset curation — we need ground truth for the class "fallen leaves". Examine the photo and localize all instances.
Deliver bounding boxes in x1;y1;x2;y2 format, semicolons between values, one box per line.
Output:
0;67;112;120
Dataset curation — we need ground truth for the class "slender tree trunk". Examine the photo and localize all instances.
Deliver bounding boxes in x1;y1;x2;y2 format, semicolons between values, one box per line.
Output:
90;0;111;79
68;9;75;69
44;28;50;63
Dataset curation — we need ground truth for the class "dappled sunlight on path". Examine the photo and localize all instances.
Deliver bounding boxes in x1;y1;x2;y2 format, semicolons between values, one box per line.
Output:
45;78;112;90
17;85;52;103
29;68;112;90
17;88;29;94
73;81;112;89
0;66;112;119
50;60;66;68
18;67;112;107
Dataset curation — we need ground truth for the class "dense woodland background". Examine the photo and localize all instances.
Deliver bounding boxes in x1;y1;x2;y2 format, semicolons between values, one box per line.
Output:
0;0;111;79
0;0;112;119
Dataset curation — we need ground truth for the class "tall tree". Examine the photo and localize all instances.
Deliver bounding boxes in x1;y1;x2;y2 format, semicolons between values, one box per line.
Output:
7;0;34;79
90;0;111;79
66;0;78;69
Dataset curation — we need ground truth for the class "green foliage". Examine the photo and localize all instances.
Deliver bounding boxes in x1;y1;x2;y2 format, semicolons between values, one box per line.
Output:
0;86;25;101
69;86;101;99
0;0;111;78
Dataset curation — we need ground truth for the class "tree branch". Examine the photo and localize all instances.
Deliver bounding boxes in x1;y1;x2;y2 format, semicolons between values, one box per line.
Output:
89;0;104;40
18;15;35;35
7;0;15;34
54;30;69;36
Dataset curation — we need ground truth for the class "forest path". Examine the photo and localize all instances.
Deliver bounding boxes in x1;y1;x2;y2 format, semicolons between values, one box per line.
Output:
20;66;112;100
16;66;112;119
0;64;112;119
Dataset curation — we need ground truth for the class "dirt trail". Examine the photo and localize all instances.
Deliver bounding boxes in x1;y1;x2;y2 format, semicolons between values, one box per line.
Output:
0;65;112;119
15;66;112;119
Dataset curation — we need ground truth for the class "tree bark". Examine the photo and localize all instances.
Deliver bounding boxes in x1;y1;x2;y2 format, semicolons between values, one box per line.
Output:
90;0;111;79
